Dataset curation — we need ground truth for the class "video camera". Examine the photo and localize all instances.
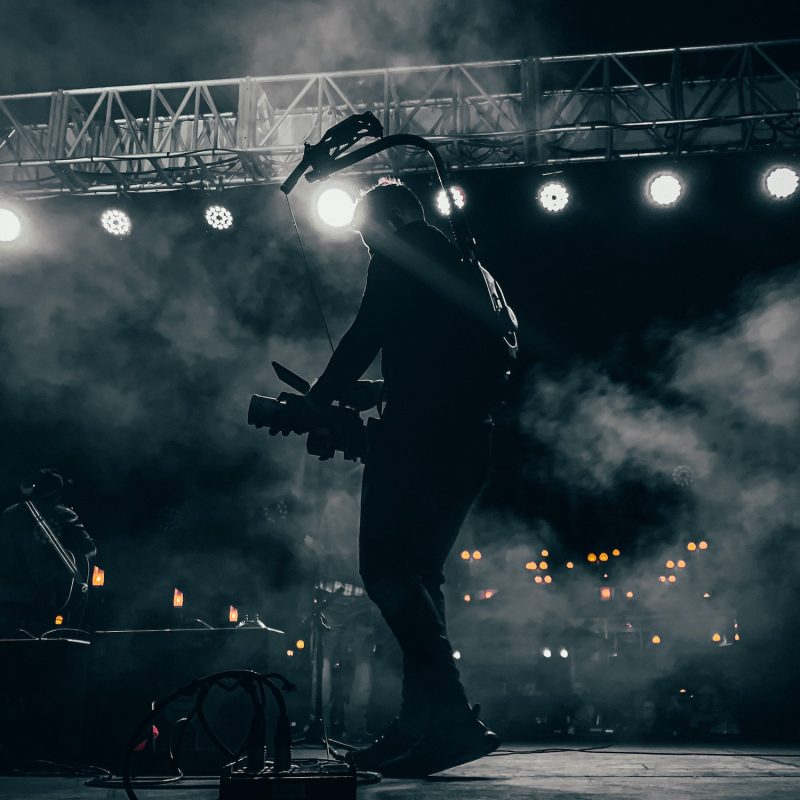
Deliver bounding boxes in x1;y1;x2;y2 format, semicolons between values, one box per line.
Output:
248;362;379;462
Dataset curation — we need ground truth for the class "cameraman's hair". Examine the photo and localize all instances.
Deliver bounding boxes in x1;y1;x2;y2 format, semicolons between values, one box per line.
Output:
353;177;424;229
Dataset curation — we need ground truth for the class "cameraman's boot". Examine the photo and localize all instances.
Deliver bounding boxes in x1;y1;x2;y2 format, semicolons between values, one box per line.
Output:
343;716;415;772
378;703;500;778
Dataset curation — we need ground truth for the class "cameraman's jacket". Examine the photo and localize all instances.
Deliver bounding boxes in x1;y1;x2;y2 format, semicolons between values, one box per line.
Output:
309;221;506;430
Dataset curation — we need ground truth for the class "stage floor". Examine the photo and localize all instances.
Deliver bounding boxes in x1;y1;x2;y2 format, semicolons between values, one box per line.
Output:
2;743;799;799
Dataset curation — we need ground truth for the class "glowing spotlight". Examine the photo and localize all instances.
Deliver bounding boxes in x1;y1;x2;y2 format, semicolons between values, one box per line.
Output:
54;615;64;626
435;186;466;216
711;633;721;642
647;173;683;206
229;605;238;623
0;208;22;242
734;633;740;641
453;650;462;660
599;552;609;562
687;542;697;551
541;549;549;557
587;553;597;563
460;550;471;560
92;565;105;587
559;647;569;658
612;548;621;557
544;575;552;584
566;561;574;569
100;208;132;237
173;588;184;608
534;576;543;584
537;181;569;212
525;561;537;571
287;649;294;657
666;560;675;569
483;589;495;599
205;204;234;231
668;575;677;583
625;591;634;599
539;560;548;570
541;647;552;658
677;559;686;569
698;540;708;550
296;639;305;650
472;550;482;561
599;587;612;601
765;166;799;199
317;187;356;227
464;594;471;602
651;635;661;645
659;575;667;583
703;592;711;598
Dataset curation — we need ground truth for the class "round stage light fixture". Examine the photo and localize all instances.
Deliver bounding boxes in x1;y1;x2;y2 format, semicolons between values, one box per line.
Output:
0;208;21;242
205;204;234;231
100;208;132;237
647;173;683;206
765;166;799;199
453;650;461;660
559;647;569;658
435;186;466;217
537;181;569;213
317;187;356;228
541;647;552;658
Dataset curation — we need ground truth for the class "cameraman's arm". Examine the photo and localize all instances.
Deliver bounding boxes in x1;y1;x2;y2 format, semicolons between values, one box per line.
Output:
308;258;388;405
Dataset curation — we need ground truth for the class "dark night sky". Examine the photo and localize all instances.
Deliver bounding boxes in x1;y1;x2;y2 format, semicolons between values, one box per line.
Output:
0;0;797;94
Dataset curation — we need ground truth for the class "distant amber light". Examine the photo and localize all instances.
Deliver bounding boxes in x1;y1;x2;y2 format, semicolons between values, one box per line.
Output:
659;576;667;583
703;592;711;598
54;615;64;626
472;550;482;560
666;560;675;569
541;549;549;557
460;550;471;560
668;575;677;583
296;639;305;650
651;635;661;645
587;553;597;562
687;542;697;551
525;561;537;570
698;541;708;550
735;633;741;641
612;548;621;557
712;633;721;642
534;576;543;584
287;650;294;657
464;594;471;602
625;591;634;598
566;561;574;569
677;560;686;569
484;590;495;599
92;565;105;587
229;605;238;623
600;587;612;600
599;552;609;562
543;575;552;584
539;561;548;570
173;588;184;608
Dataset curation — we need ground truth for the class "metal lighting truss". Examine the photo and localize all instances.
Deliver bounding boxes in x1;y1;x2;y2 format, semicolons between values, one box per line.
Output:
0;39;798;197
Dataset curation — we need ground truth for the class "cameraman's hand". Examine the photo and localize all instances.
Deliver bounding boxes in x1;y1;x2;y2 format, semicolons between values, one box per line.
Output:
339;380;384;411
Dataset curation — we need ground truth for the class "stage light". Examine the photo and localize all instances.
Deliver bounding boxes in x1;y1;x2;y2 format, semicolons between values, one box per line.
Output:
464;594;471;602
472;550;482;560
687;542;697;551
600;587;612;601
541;647;552;658
435;186;466;216
677;559;686;569
205;204;234;231
647;173;683;206
101;208;132;236
559;647;569;658
460;550;470;560
484;590;495;599
537;181;569;212
173;588;184;608
453;650;462;660
625;591;634;598
229;606;238;623
666;560;675;569
587;553;597;563
539;560;548;570
651;635;661;645
296;639;305;650
317;187;356;227
92;566;105;586
698;540;708;550
668;575;677;583
525;561;537;570
599;552;609;562
566;561;574;569
612;548;621;557
765;166;799;199
0;208;22;242
55;615;64;626
712;633;721;642
735;633;740;641
703;592;711;598
541;549;549;557
287;650;294;657
534;576;543;584
544;575;552;584
659;576;667;583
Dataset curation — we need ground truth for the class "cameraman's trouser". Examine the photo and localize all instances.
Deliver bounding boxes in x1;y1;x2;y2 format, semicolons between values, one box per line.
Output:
358;421;491;733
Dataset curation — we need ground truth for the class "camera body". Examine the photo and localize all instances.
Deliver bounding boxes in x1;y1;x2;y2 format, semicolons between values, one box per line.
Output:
248;392;372;462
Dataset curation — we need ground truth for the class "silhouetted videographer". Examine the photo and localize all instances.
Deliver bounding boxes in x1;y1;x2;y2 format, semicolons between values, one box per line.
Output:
291;178;512;777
